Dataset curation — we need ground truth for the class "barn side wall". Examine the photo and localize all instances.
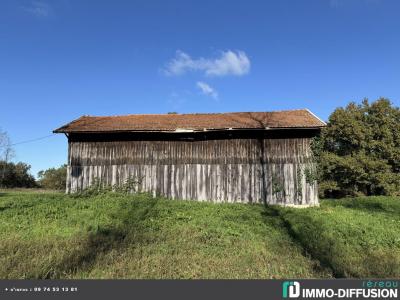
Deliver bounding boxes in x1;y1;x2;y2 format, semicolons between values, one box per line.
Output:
66;137;319;205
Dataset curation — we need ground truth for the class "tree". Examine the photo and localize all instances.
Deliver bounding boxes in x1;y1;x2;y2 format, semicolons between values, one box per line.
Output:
37;164;67;190
0;161;36;188
0;129;39;189
314;98;400;198
0;128;14;162
0;128;15;185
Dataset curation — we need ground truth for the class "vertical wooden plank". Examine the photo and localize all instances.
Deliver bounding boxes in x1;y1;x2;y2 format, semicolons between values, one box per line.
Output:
67;136;318;206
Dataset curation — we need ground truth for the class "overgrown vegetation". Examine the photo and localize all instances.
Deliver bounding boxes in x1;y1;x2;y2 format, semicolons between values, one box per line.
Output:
37;164;67;190
277;197;400;277
0;190;329;279
314;98;400;198
1;190;398;279
71;176;143;197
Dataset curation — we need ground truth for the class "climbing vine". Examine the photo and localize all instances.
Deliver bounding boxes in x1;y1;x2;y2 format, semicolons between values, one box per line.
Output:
304;166;318;185
296;167;303;199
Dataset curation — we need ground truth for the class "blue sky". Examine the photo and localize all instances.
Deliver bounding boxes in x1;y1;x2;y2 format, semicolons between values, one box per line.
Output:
1;0;399;177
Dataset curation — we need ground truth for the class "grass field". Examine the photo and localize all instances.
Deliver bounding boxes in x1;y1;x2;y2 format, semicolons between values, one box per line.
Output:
0;190;399;279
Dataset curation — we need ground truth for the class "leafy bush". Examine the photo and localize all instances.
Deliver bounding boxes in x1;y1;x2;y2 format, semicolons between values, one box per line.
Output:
74;176;143;197
37;164;67;190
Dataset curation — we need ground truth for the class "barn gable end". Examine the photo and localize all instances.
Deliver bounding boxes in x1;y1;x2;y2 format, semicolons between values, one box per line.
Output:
54;110;325;206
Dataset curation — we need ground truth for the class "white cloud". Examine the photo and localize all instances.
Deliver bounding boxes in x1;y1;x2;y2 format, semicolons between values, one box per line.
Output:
23;1;52;17
196;81;218;100
164;50;250;77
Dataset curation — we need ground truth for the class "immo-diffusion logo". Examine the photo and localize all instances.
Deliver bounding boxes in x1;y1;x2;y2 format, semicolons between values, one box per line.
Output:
281;280;398;299
282;281;300;298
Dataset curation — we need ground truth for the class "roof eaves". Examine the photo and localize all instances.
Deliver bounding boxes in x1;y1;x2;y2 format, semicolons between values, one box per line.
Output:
54;126;324;134
53;116;88;133
305;109;327;126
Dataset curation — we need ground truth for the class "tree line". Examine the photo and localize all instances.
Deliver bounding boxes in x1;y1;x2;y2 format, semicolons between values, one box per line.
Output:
0;128;67;190
1;98;399;196
0;160;67;190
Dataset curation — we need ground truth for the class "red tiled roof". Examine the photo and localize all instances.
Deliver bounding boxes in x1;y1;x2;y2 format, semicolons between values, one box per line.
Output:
53;109;326;133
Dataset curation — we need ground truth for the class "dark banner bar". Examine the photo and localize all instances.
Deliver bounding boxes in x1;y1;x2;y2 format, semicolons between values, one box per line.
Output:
0;279;398;300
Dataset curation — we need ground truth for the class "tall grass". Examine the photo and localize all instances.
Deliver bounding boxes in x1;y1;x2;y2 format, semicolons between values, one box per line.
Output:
1;191;398;278
278;196;400;278
0;191;328;279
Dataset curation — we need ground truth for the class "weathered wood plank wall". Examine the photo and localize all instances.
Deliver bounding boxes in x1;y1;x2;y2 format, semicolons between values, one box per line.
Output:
66;138;318;205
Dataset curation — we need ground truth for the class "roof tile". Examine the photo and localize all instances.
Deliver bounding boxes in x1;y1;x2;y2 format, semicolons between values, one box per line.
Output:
54;109;326;133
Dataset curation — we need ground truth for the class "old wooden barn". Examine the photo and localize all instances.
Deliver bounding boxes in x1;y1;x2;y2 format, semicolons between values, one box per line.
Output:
54;109;325;206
